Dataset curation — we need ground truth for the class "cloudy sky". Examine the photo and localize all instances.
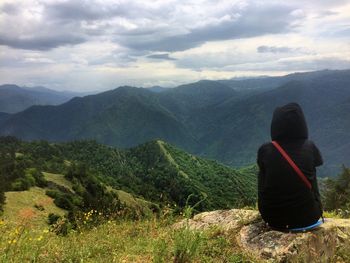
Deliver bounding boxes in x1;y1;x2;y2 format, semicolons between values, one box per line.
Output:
0;0;350;91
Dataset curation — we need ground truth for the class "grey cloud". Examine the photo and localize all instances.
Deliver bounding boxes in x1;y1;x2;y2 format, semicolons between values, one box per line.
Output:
257;46;296;53
0;0;138;51
316;10;339;18
291;0;349;8
0;1;303;52
0;1;91;50
116;4;301;52
175;52;272;70
0;34;86;51
1;3;20;15
147;53;176;61
44;1;122;21
88;52;137;66
277;58;350;71
42;0;165;22
327;27;350;38
0;56;23;68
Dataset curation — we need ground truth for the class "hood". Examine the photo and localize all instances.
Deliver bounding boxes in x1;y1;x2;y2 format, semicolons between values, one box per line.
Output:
271;102;308;141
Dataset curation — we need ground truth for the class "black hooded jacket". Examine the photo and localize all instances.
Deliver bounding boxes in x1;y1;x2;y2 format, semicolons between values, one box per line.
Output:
257;103;323;229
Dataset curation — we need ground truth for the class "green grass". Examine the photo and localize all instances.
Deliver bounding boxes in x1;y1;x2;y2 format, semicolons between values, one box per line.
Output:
158;140;180;167
323;211;342;219
104;186;155;216
0;217;256;263
1;187;66;228
116;190;149;208
43;172;74;192
115;189;154;216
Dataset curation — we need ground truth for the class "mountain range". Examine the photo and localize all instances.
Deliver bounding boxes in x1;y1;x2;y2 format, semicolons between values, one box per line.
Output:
0;84;83;113
0;69;349;176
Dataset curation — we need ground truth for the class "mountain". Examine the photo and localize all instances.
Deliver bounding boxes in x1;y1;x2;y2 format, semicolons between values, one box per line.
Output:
0;81;239;152
199;70;350;174
157;80;239;134
0;84;81;113
0;112;10;126
159;80;238;113
218;69;341;96
147;86;168;92
1;70;349;176
0;86;197;150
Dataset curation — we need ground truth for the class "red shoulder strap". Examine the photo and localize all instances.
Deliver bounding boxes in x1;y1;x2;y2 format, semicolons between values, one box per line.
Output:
271;140;312;190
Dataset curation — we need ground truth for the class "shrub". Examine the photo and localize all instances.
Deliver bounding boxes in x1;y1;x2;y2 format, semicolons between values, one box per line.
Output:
34;204;45;211
45;189;60;198
11;178;31;191
30;169;48;187
323;166;350;217
48;213;61;225
54;194;74;210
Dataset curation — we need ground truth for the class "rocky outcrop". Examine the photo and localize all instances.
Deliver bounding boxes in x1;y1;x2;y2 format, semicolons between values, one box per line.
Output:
174;209;350;263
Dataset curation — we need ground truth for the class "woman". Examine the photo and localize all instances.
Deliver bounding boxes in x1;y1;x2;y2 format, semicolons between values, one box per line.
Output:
257;103;323;230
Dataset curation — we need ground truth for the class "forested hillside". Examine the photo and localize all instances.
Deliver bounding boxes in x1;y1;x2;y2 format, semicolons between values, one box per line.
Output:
1;70;349;175
0;137;256;216
199;70;350;175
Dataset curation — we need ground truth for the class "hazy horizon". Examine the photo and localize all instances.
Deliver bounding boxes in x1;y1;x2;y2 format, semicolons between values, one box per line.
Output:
0;68;348;93
1;0;350;92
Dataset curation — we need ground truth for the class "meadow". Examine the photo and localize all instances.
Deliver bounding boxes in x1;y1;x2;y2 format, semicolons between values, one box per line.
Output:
0;211;257;263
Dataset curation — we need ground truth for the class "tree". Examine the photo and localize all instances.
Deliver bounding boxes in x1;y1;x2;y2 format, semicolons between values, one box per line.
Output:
323;166;350;212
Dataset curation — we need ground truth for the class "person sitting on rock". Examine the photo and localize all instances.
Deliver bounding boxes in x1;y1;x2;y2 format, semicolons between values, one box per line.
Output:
257;102;323;231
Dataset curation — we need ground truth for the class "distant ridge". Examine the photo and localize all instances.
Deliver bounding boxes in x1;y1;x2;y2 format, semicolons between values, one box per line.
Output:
0;84;81;113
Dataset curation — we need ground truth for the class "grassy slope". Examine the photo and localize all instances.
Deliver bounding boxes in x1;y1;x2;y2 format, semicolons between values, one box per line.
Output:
0;140;349;261
113;189;154;216
43;171;154;216
0;138;259;261
43;172;74;192
1;214;349;262
0;218;259;263
0;171;154;229
1;187;65;228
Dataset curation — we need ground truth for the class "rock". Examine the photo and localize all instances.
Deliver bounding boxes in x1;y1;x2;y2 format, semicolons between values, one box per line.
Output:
239;218;350;263
173;209;260;231
174;209;350;262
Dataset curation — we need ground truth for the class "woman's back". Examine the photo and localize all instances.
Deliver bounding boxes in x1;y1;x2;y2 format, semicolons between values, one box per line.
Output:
257;103;323;229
